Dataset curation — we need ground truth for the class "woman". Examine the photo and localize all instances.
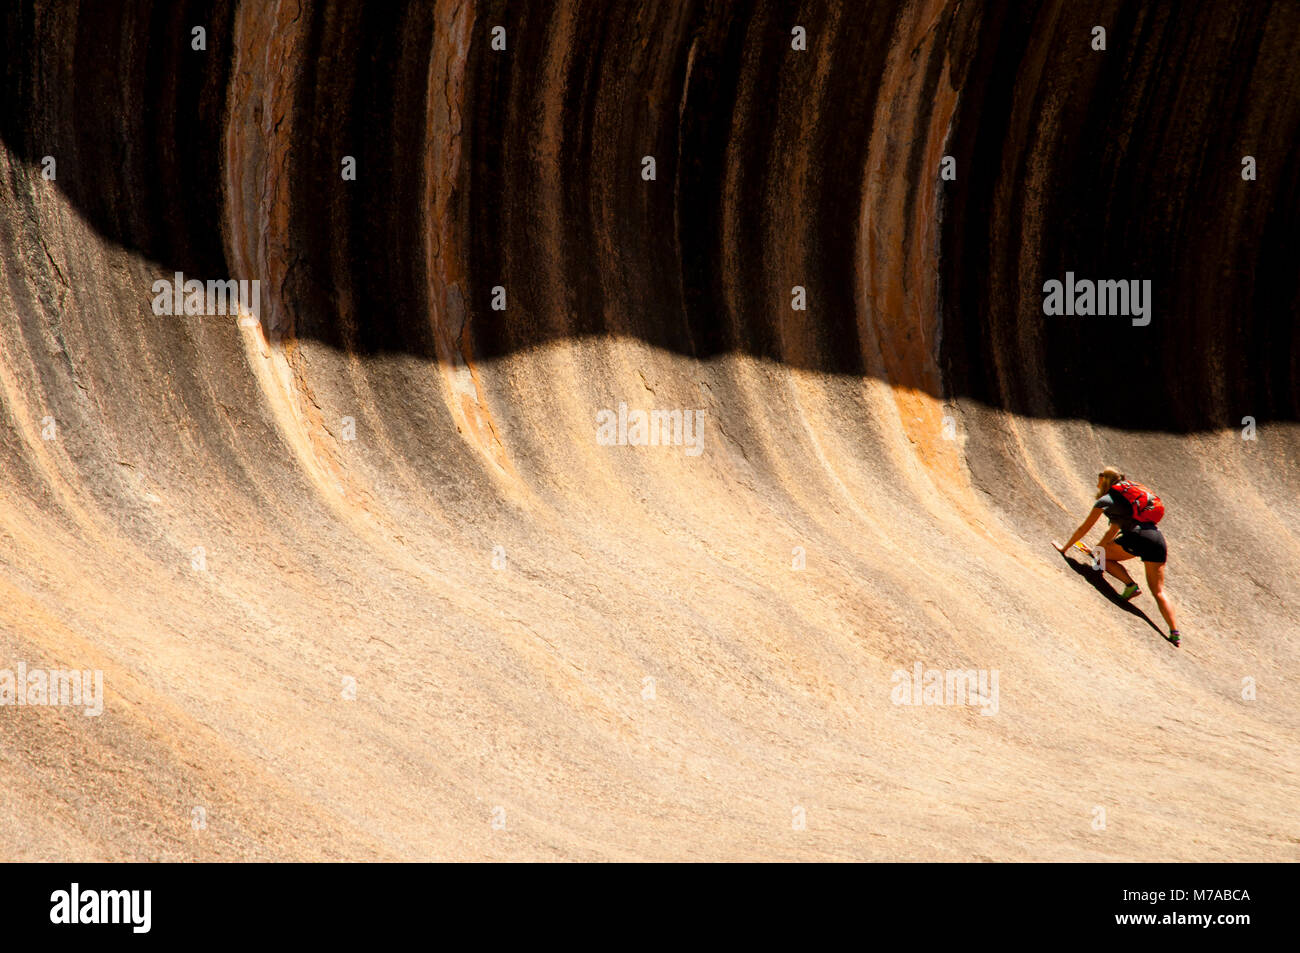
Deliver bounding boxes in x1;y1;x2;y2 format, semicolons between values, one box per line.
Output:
1054;466;1181;646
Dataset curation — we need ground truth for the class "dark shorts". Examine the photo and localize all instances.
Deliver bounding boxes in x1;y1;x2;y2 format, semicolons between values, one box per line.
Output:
1117;524;1167;563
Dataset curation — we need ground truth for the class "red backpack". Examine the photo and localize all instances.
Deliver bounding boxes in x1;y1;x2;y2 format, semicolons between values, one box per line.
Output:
1110;480;1165;524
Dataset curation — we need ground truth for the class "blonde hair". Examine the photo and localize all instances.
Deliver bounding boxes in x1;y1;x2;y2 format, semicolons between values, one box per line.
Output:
1097;465;1125;498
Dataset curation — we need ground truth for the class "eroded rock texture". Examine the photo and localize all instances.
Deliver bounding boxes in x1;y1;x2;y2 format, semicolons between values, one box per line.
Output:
1;1;1297;860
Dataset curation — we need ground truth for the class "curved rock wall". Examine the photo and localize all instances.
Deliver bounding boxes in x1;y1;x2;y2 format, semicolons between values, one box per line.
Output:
1;0;1297;860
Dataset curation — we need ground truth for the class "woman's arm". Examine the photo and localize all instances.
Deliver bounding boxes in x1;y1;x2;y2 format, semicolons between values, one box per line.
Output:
1054;507;1102;552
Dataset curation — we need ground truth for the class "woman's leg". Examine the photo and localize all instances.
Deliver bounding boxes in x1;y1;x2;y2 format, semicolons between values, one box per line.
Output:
1144;561;1178;631
1101;542;1137;586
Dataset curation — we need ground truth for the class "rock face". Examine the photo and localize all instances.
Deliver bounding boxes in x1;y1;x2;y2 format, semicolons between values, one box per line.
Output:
1;1;1297;860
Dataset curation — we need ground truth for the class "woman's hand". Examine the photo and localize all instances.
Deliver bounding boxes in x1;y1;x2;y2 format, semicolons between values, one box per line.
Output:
1059;507;1102;553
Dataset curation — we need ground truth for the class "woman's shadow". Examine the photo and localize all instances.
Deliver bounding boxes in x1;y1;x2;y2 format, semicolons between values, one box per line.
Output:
1058;550;1171;641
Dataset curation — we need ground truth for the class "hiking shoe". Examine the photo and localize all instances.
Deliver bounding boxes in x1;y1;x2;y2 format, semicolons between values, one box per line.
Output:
1121;583;1141;600
1169;630;1181;648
